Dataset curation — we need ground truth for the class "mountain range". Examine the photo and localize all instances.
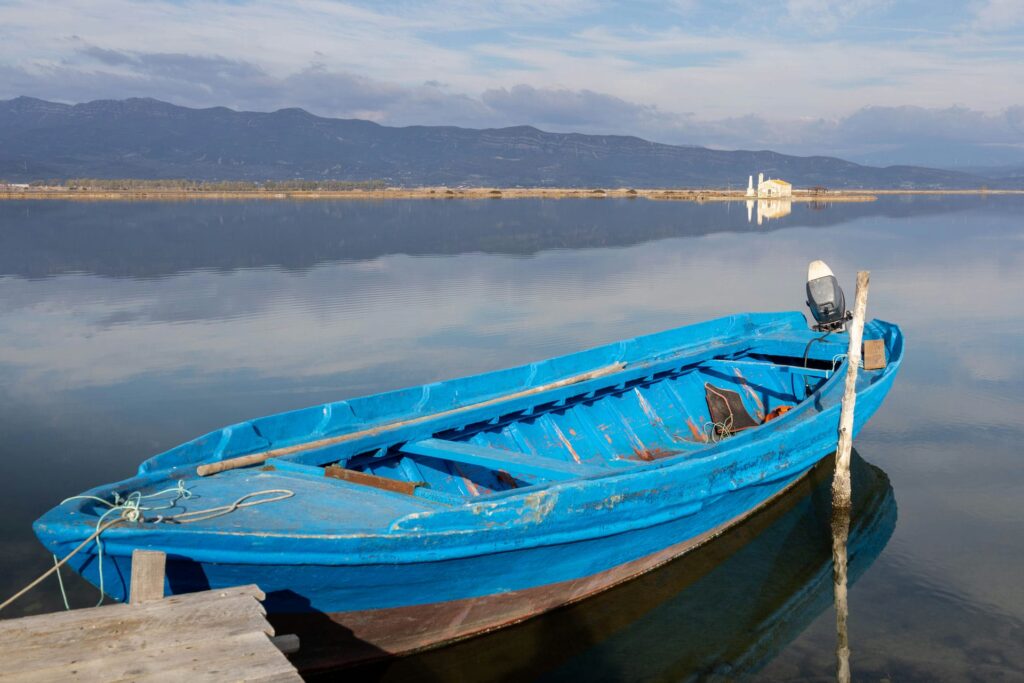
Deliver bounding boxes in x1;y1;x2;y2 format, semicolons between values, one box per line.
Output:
0;96;1008;189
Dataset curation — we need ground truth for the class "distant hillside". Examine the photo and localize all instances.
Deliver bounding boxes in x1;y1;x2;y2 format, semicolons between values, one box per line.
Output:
962;164;1024;183
0;96;996;188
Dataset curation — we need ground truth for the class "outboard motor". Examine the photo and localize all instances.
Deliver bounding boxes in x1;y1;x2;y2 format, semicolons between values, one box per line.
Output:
805;260;851;331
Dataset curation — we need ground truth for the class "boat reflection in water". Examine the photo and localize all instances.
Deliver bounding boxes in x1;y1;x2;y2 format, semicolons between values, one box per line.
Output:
333;452;895;682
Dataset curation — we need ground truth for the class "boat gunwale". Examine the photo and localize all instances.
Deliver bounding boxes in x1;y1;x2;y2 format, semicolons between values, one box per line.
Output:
36;324;902;566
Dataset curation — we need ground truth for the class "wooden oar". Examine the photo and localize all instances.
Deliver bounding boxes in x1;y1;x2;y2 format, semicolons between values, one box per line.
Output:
196;362;627;477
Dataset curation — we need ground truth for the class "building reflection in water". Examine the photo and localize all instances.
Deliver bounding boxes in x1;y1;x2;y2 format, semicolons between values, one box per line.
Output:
748;198;793;225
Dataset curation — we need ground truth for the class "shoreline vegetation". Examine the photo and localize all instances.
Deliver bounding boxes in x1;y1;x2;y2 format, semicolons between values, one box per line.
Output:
1;179;1022;202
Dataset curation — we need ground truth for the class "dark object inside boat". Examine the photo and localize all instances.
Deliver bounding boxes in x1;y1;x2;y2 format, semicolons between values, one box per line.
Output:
704;384;760;435
806;260;852;331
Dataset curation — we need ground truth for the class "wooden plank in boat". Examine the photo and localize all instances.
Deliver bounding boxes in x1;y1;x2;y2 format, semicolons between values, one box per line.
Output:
324;465;423;496
402;438;607;480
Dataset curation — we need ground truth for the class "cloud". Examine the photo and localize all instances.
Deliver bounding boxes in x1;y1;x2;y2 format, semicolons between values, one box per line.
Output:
3;46;496;128
836;105;1023;144
3;0;1023;120
6;45;1024;167
481;84;678;131
76;45;134;67
785;0;889;33
971;0;1024;32
277;66;493;126
130;53;267;83
2;1;1024;165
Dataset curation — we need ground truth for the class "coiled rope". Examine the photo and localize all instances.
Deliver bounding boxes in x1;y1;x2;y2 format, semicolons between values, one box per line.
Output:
702;414;735;443
159;489;294;524
0;483;293;613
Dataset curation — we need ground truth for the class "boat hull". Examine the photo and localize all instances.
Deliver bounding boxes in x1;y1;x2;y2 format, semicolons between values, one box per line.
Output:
271;468;809;672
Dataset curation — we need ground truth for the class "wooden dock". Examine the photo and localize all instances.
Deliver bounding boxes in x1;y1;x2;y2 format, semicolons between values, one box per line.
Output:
0;551;301;682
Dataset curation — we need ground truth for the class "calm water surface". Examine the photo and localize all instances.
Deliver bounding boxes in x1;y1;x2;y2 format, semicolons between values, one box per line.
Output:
1;197;1022;681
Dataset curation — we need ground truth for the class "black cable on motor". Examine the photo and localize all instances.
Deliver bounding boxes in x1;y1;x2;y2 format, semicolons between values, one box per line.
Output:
803;330;832;367
802;330;832;395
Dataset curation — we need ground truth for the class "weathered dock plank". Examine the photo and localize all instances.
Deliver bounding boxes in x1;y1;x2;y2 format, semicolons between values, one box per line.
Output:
6;631;297;683
0;552;300;682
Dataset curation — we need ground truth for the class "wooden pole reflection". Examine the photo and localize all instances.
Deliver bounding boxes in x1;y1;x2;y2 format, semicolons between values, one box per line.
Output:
832;503;851;683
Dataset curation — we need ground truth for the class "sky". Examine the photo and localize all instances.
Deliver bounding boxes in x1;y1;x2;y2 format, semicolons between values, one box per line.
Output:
1;0;1023;166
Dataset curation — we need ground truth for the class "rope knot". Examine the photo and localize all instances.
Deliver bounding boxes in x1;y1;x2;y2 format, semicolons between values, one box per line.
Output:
120;503;144;523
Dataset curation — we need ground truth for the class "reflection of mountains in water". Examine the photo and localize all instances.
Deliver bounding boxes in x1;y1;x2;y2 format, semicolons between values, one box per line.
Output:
0;195;1009;279
338;452;896;683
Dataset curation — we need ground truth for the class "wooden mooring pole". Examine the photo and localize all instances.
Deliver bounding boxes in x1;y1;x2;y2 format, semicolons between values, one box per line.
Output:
833;270;870;509
832;269;869;683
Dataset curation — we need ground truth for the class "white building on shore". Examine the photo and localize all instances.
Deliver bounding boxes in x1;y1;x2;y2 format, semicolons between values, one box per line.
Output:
746;173;793;198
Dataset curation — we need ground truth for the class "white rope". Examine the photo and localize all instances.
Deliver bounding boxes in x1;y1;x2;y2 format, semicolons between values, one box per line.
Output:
62;479;193;522
827;353;864;378
56;480;195;606
1;483;294;612
702;414;734;443
159;489;294;524
52;554;70;611
0;517;123;612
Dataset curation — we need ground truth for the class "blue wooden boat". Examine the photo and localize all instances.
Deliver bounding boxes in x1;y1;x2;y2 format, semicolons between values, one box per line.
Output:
33;310;903;667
